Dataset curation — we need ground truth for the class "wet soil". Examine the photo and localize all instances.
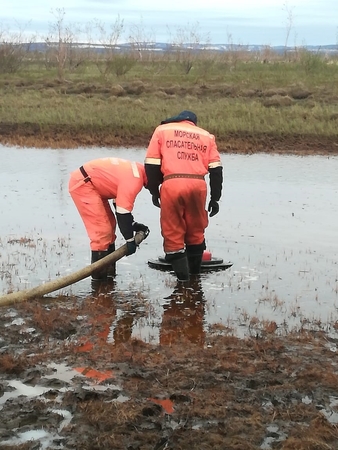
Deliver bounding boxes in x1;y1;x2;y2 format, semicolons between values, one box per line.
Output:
0;122;338;155
1;288;338;449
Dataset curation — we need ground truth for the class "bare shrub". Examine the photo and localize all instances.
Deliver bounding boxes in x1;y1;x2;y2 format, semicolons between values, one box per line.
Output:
0;24;34;73
298;49;326;73
222;32;250;70
168;22;211;75
88;17;137;79
105;54;136;78
45;8;84;80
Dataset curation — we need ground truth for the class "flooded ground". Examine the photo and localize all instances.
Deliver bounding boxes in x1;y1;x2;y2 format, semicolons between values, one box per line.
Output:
1;145;337;338
1;145;338;449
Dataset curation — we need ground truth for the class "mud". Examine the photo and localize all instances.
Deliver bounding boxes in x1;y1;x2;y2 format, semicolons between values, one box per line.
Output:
0;122;338;155
2;292;338;450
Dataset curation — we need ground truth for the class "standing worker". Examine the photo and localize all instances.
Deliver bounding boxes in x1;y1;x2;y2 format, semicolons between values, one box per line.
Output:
69;157;149;281
144;110;223;282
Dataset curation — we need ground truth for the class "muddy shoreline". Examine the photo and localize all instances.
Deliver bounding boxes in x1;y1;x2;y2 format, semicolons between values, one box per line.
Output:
0;124;338;155
1;296;338;449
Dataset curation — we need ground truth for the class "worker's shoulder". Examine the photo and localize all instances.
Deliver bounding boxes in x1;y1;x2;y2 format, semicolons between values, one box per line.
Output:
194;125;215;140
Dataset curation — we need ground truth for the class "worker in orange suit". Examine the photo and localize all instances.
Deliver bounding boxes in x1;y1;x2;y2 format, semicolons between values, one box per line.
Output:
145;110;223;282
69;157;149;281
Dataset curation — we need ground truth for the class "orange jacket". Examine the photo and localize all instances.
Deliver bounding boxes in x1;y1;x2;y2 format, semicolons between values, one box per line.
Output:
145;120;222;177
82;157;147;213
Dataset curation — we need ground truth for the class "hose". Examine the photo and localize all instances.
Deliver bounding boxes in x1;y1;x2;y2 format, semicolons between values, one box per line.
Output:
0;231;147;307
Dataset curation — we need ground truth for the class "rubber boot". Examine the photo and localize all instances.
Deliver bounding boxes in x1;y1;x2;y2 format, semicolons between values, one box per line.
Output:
165;253;190;282
107;243;116;277
91;250;109;281
187;252;203;275
186;241;206;275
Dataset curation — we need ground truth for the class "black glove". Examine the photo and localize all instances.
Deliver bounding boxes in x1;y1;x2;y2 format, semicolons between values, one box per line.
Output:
208;199;219;217
126;239;137;256
152;195;160;208
132;222;150;238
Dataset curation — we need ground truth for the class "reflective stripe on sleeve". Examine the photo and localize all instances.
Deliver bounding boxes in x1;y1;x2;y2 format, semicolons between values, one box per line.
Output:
208;161;223;169
116;205;130;214
145;157;161;165
131;161;140;178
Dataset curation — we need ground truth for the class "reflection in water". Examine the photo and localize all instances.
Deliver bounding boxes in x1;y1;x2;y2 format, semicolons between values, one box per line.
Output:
98;292;135;345
81;277;207;349
91;278;117;297
113;314;134;343
160;276;206;346
75;280;136;348
78;276;206;352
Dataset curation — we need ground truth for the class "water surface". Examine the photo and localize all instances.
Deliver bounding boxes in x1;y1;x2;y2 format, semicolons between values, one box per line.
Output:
1;145;337;341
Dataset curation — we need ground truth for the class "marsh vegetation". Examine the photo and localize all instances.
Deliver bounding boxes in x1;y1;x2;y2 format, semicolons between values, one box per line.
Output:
1;17;338;153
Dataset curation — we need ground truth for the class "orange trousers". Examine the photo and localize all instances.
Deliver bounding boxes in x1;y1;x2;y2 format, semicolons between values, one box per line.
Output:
69;170;117;251
160;178;208;253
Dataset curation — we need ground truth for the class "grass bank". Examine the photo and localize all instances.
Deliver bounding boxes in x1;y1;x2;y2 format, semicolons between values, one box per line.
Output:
1;57;338;153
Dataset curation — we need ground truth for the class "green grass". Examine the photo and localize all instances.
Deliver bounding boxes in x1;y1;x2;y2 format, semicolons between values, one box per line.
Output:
1;52;338;144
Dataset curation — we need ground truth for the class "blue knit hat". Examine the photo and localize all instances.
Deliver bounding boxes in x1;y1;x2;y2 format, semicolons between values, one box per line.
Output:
161;110;197;125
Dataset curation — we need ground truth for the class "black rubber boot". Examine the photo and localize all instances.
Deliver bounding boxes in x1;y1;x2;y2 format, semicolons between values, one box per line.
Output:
186;241;206;275
187;253;203;275
107;243;116;277
91;250;109;281
165;252;190;282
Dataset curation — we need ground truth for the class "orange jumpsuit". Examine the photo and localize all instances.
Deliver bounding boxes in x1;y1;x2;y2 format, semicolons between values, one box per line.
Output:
68;158;147;251
145;120;222;253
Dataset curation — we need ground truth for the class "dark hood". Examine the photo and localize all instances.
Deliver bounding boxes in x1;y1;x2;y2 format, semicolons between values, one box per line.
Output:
161;110;197;125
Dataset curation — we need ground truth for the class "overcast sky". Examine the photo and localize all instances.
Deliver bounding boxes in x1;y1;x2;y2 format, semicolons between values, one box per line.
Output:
1;0;337;46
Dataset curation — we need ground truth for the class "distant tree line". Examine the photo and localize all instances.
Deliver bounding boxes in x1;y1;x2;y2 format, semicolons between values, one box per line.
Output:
1;8;337;79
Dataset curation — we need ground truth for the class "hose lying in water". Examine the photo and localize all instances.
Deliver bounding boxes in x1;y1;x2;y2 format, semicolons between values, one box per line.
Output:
0;231;147;308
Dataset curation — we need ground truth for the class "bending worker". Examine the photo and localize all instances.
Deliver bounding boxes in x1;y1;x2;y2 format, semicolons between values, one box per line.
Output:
145;110;223;282
69;157;149;281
